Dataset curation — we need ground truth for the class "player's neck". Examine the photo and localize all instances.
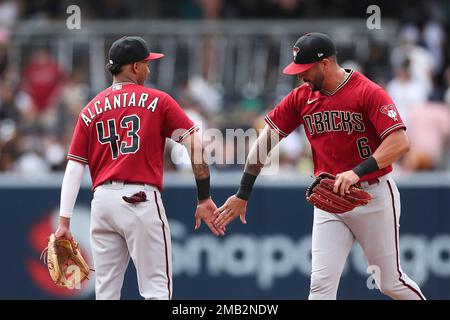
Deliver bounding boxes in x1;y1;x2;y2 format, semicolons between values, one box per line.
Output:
322;67;347;93
112;75;139;86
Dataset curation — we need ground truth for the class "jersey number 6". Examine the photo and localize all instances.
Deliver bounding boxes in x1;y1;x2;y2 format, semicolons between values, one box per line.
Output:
96;114;141;160
356;137;372;159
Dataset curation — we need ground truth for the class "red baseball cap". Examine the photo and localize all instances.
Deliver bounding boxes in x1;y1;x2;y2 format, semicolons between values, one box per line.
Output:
283;33;336;75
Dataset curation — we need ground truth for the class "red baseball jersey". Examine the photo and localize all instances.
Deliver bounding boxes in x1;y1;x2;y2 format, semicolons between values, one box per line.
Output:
265;69;406;181
67;82;196;191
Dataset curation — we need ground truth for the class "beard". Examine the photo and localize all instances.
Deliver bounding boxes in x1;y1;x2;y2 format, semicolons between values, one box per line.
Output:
310;73;325;91
302;72;324;91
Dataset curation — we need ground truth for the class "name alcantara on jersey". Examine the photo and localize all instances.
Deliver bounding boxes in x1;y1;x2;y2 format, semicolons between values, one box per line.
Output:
303;110;366;135
81;92;159;127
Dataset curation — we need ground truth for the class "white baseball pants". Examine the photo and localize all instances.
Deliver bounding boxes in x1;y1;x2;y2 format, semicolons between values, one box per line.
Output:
90;182;172;300
309;174;425;300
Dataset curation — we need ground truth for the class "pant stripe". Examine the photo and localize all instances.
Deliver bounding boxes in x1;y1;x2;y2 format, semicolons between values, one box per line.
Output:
154;191;171;300
387;180;425;300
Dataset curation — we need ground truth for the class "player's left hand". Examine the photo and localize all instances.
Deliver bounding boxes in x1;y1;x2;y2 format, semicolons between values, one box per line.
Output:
333;170;360;196
195;198;225;236
214;195;247;229
54;217;73;240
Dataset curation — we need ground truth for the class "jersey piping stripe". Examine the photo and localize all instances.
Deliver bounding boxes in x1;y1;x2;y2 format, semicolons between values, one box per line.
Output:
380;123;406;139
387;180;426;300
320;69;354;96
177;124;199;143
154;191;172;300
264;116;288;137
67;154;88;164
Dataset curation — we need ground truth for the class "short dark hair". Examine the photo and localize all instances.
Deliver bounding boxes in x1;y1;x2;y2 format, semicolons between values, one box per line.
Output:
327;54;338;62
106;62;123;76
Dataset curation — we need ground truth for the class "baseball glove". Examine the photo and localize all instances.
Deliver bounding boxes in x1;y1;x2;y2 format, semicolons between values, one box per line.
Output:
305;172;372;214
41;233;91;288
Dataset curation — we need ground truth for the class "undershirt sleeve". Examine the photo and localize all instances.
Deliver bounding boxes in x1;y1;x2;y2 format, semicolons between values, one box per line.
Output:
59;160;86;218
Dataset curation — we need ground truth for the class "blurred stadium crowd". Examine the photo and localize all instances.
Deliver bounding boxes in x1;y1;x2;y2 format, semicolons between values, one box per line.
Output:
0;0;449;176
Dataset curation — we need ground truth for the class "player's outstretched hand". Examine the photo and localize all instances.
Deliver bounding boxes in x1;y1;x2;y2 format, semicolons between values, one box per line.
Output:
334;170;360;196
214;195;247;229
195;198;225;236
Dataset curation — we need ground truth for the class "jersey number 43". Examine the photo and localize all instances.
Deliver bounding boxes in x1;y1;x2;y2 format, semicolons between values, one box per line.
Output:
96;114;141;159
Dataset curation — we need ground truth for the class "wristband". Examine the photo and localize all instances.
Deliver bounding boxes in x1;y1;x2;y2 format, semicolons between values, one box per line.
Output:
352;156;379;177
236;173;257;200
195;177;210;200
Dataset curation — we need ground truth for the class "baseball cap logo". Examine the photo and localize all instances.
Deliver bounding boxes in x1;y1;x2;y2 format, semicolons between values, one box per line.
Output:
293;46;300;59
317;53;324;58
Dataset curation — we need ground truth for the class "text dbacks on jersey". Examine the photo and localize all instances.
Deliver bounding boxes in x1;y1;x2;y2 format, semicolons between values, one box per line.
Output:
81;92;159;127
303;111;365;135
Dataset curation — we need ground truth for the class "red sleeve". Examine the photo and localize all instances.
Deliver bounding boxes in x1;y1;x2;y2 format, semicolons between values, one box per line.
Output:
67;115;89;164
162;94;198;143
264;89;303;138
364;87;406;139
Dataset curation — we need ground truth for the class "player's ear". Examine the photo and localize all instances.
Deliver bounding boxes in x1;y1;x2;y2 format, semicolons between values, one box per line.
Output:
132;62;139;74
321;59;331;71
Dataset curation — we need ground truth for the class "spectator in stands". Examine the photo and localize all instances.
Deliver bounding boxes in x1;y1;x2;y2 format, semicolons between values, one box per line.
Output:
391;24;436;97
402;101;450;171
386;58;427;125
21;48;65;129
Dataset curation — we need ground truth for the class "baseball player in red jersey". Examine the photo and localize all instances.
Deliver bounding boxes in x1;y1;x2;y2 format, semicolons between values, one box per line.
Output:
215;33;425;300
54;36;224;300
